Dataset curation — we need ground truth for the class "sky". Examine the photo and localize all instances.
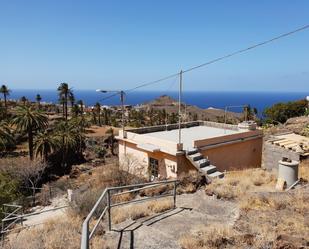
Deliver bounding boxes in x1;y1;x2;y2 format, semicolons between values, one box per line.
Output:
0;0;308;92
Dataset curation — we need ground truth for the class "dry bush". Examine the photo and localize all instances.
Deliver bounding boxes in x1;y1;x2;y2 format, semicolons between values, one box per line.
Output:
206;168;276;200
39;184;52;206
140;184;169;197
70;187;103;217
148;199;173;213
4;216;90;249
0;157;47;189
179;225;237;249
4;216;107;249
111;198;173;224
299;159;309;180
112;192;134;204
177;170;205;194
240;189;309;213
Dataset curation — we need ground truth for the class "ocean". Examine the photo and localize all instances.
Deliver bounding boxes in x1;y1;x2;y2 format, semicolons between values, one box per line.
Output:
7;90;309;115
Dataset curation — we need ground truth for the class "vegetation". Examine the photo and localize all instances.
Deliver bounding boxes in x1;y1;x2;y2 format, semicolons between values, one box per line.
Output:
11;106;49;160
57;82;73;120
0;84;10;113
0;121;14;152
263;99;307;124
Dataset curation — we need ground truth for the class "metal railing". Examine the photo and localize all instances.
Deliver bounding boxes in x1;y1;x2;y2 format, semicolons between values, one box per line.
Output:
81;179;178;249
1;204;23;242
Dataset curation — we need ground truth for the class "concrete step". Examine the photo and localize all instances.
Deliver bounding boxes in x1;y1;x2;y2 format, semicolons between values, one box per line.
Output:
200;165;217;174
186;148;199;155
208;171;224;179
196;158;210;168
189;153;203;161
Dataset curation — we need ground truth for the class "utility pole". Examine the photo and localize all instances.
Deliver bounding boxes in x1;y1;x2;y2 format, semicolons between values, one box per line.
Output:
178;70;183;146
96;89;126;138
120;91;125;137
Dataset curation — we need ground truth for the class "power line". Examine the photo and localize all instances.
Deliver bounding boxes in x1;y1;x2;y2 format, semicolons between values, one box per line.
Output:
99;24;309;102
183;24;309;73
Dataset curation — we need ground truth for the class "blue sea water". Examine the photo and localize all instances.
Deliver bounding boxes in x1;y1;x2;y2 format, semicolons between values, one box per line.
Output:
8;89;309;115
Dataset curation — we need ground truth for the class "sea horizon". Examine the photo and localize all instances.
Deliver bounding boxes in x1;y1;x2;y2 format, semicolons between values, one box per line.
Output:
5;89;309;115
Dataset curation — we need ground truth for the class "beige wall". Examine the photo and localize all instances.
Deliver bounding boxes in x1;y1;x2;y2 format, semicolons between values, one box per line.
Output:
118;140;178;179
199;137;263;171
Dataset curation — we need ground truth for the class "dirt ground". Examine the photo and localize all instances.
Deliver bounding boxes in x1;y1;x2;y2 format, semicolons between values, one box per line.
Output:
86;125;120;137
102;190;239;249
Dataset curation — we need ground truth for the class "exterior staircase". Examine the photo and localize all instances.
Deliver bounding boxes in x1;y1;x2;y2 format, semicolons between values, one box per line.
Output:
186;148;224;179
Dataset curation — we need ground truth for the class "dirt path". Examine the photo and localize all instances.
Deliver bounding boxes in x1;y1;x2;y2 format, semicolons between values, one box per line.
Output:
23;196;68;227
104;190;239;249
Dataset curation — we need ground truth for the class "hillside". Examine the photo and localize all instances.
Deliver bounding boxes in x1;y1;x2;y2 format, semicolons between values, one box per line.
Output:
141;95;242;123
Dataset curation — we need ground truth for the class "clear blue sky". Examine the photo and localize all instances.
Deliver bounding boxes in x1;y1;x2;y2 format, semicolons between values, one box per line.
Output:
0;0;308;92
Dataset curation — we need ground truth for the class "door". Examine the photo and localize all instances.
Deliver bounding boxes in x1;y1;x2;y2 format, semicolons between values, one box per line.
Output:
149;157;159;180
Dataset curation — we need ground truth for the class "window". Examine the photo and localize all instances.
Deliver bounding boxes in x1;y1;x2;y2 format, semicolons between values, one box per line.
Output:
149;157;159;179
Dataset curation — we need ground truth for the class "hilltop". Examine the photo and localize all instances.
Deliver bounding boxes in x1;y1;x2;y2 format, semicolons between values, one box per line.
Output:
141;95;242;123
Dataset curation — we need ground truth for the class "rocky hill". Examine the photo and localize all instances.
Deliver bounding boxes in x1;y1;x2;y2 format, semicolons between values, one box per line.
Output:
141;95;242;123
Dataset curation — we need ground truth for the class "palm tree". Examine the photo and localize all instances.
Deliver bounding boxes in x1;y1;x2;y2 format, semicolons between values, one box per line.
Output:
71;104;80;117
68;92;75;107
20;96;28;106
54;121;78;167
0;121;14;151
11;106;48;160
0;84;10;113
57;83;73;120
35;94;42;109
106;128;115;155
95;102;101;126
34;131;57;161
77;100;84;116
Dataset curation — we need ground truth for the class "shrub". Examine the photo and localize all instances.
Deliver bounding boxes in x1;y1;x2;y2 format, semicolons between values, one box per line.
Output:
177;170;205;194
70;187;103;217
111;198;173;224
0;173;20;219
179;225;236;249
263;99;307;124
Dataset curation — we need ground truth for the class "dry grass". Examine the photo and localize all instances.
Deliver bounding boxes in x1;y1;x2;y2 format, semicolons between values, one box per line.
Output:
111;199;173;224
4;216;109;249
179;224;237;249
299;159;309;180
3;216;105;249
177;170;205;194
206;168;276;199
140;184;169;197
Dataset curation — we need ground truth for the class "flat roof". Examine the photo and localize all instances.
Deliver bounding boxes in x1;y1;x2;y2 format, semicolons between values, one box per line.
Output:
146;125;242;150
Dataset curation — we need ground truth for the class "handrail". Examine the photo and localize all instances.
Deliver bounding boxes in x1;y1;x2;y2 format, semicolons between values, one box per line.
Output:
1;204;23;242
80;180;178;249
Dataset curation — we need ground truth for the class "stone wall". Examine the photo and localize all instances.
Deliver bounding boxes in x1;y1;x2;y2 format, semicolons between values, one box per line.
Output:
262;141;300;171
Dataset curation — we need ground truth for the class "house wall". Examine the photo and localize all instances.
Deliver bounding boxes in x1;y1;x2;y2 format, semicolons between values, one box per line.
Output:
262;142;300;171
118;140;178;179
199;137;263;171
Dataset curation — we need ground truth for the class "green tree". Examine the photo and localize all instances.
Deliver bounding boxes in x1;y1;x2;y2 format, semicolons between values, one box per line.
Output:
0;84;10;113
57;83;73;120
69;92;75;107
11;106;48;160
35;94;42;109
34;131;57;161
0;121;14;152
54;120;81;167
94;102;101;126
0;173;19;219
106;128;115;155
264;99;307;124
77;100;84;116
20;96;28;106
71;104;80;117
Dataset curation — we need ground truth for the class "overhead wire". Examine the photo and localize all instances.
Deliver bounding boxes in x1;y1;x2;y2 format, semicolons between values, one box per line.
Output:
98;24;309;102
